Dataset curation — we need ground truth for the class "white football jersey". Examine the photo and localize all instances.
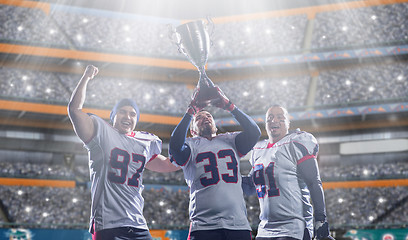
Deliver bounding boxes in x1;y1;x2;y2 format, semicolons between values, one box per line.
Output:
249;131;317;239
84;115;162;233
174;132;251;232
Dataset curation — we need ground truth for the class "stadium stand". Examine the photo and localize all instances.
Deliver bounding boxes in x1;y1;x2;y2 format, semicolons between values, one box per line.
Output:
312;2;408;50
0;4;69;48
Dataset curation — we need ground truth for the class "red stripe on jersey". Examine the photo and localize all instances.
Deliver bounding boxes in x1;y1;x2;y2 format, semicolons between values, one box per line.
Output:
237;151;244;157
253;141;275;150
297;155;315;165
126;131;136;137
148;154;158;163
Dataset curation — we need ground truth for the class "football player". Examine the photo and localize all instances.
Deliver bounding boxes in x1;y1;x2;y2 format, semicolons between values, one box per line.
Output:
169;86;261;240
246;105;333;240
68;65;179;240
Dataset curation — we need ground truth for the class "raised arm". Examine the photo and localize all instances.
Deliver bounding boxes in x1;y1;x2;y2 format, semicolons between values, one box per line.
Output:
211;86;261;156
169;112;193;166
169;88;204;166
67;65;99;143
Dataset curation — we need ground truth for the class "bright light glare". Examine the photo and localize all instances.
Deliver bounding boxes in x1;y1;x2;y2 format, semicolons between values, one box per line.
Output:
218;40;225;47
397;75;403;81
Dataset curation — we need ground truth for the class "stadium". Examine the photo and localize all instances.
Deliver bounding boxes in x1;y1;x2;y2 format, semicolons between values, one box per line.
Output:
0;0;407;239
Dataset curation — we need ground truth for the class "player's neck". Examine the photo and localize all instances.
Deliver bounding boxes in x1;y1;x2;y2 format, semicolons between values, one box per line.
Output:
269;136;282;144
200;133;215;140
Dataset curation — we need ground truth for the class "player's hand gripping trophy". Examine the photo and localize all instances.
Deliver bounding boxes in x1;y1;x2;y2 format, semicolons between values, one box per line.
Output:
170;17;219;108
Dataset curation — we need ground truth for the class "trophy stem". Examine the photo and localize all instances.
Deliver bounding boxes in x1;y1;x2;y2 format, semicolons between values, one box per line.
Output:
198;67;215;88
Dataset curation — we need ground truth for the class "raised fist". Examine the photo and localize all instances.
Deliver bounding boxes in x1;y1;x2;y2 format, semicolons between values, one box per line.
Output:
211;86;235;112
83;65;99;80
187;87;208;116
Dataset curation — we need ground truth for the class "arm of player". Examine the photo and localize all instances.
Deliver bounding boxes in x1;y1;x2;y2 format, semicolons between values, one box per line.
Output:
67;65;98;143
169;88;207;166
169;113;193;166
211;86;261;155
146;154;181;172
242;169;256;196
233;108;261;156
298;158;332;239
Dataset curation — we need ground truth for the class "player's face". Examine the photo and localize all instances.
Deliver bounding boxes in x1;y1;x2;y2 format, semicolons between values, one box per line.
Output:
112;105;138;134
265;106;289;143
192;111;217;137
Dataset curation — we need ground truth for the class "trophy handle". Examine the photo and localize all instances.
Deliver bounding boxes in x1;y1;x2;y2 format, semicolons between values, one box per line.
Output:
167;24;186;55
205;16;215;37
205;16;215;47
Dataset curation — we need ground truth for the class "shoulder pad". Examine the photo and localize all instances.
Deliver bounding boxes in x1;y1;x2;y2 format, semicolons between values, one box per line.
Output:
291;131;317;145
134;131;161;142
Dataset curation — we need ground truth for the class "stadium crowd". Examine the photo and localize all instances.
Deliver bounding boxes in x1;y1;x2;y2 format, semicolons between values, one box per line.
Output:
319;161;408;181
1;2;408;56
314;62;408;107
311;2;408;50
0;184;407;230
1;62;407;117
1;158;407;184
0;159;407;229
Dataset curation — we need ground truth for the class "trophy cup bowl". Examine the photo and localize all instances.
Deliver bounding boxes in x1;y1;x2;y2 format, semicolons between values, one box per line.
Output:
170;19;219;105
